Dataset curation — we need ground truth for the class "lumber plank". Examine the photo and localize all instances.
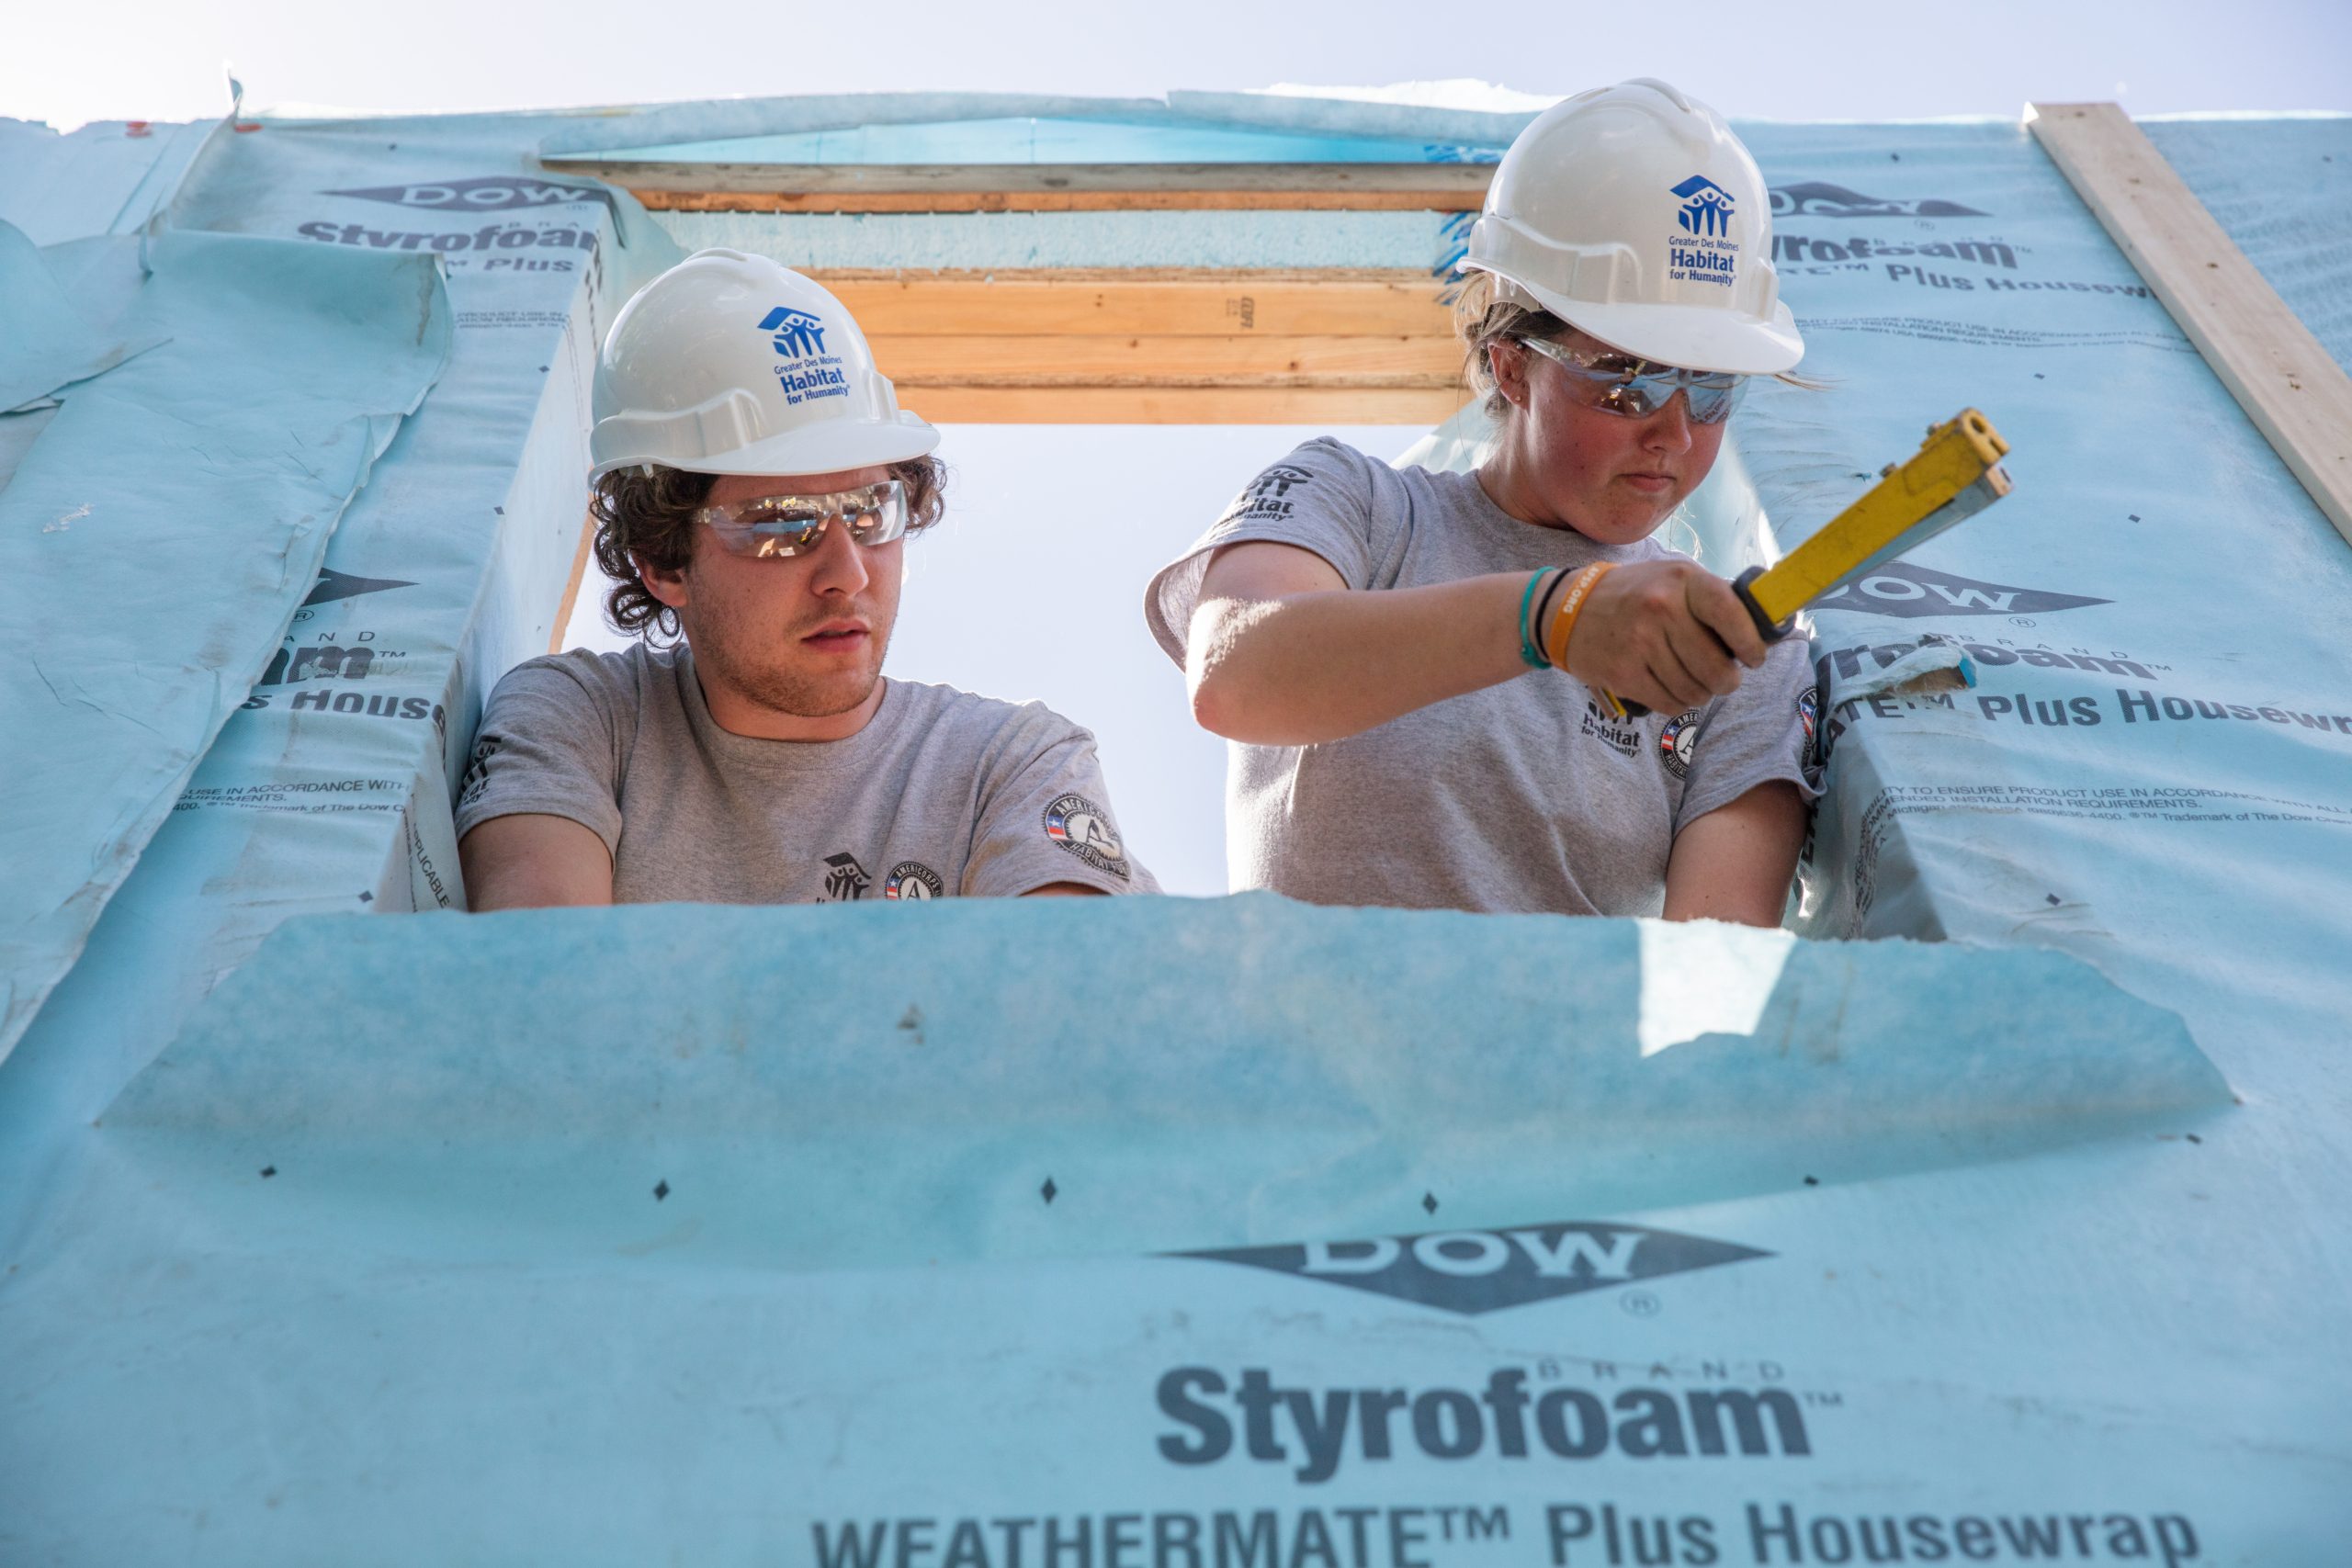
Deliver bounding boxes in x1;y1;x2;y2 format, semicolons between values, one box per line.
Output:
634;189;1479;214
899;385;1465;424
2029;102;2352;547
818;266;1437;285
868;333;1463;389
550;508;598;654
809;269;1456;339
580;160;1495;197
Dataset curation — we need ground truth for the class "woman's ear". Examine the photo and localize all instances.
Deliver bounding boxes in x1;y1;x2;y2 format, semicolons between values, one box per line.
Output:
1488;339;1530;411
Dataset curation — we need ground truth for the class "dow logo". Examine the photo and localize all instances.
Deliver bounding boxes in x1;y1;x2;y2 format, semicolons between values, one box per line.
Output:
1769;181;1987;220
327;175;613;215
1671;175;1736;236
1182;1222;1769;1316
1813;562;2109;621
762;307;829;359
302;567;415;606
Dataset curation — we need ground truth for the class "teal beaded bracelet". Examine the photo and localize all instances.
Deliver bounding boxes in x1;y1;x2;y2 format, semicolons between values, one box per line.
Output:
1517;568;1554;669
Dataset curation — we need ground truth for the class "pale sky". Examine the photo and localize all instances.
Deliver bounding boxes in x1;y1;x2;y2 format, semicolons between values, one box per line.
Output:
8;0;2348;131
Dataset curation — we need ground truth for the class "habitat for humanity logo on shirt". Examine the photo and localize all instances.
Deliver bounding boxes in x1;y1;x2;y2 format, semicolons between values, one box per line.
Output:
761;307;850;405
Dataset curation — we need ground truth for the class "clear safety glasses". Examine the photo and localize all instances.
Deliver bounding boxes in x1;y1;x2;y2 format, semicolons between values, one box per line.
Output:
1517;336;1747;426
694;480;909;558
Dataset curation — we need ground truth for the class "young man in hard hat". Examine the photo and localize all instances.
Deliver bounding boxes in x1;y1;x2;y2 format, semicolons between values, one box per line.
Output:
457;249;1154;908
1147;79;1815;923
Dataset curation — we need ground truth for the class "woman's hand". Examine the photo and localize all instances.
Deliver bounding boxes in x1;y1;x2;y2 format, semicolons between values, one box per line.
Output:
1564;558;1770;716
1189;545;1771;748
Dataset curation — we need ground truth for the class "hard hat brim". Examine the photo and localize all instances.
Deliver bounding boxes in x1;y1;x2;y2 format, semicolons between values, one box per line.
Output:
590;412;940;483
1492;265;1805;377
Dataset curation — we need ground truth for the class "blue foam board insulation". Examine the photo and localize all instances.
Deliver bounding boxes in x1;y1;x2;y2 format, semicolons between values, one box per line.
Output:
0;220;158;412
0;116;216;246
2143;117;2352;368
658;207;1466;273
0;116;680;1175
0;225;451;1059
2;98;2349;1561
548;114;1499;167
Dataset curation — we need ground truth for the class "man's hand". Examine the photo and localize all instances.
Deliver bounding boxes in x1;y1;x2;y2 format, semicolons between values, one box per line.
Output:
1562;558;1770;715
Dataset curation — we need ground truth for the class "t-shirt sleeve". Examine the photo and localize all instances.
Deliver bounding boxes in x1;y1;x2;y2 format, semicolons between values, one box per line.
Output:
964;705;1160;897
451;656;628;853
1673;634;1826;833
1142;437;1389;666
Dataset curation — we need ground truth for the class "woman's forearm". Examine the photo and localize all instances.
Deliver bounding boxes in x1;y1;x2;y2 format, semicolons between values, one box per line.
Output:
1188;572;1534;745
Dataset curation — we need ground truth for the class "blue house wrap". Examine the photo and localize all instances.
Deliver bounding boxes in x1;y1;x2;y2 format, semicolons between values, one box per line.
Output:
0;95;2347;1562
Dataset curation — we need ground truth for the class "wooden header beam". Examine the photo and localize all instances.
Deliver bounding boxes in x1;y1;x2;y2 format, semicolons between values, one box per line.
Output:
559;158;1494;213
2029;102;2352;548
806;268;1466;425
580;158;1494;195
897;387;1462;424
634;189;1476;213
810;268;1454;337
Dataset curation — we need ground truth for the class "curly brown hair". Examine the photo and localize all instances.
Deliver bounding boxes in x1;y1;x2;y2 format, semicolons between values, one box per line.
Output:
589;457;948;642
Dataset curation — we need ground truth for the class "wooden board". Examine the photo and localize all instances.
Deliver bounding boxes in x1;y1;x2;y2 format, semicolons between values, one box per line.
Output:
635;189;1480;214
808;269;1457;339
575;159;1494;199
869;333;1462;389
2029;102;2352;548
895;386;1466;425
786;270;1466;423
549;507;599;655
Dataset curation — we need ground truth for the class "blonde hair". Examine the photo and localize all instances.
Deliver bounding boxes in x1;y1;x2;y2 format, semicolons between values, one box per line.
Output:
1453;270;1564;423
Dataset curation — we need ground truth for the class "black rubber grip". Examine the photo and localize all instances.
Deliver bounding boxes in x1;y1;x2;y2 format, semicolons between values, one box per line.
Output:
1734;565;1795;644
1611;568;1787;721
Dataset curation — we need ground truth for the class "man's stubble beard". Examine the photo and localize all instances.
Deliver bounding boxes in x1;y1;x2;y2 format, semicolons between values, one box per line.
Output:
688;600;895;720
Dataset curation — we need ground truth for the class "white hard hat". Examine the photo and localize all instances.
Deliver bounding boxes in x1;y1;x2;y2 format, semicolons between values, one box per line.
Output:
589;249;938;479
1461;78;1803;376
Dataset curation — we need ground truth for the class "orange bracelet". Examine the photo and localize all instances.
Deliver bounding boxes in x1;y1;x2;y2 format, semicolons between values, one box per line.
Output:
1542;562;1613;671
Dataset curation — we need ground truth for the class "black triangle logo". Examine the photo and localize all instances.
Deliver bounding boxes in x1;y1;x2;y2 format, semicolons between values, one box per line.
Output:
1812;561;2109;621
325;175;614;215
1180;1222;1770;1316
303;567;416;606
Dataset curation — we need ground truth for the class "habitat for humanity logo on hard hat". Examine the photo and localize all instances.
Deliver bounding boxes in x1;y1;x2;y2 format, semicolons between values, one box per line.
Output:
758;307;851;406
1667;176;1740;289
1672;175;1736;236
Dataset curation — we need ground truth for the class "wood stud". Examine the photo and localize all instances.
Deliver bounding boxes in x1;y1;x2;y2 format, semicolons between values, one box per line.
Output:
2029;102;2352;548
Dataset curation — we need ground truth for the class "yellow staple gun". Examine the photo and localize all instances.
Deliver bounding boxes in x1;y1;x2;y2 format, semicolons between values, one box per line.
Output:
1604;409;2013;721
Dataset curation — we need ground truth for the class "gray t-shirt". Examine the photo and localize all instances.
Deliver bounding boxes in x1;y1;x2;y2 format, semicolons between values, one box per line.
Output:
454;642;1156;905
1145;437;1820;917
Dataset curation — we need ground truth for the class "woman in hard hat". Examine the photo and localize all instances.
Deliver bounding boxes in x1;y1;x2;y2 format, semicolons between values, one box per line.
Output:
1147;80;1819;922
